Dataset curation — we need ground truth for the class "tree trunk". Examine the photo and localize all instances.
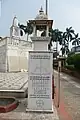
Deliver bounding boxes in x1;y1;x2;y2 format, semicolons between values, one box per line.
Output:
64;47;66;57
64;40;66;57
62;45;63;57
68;35;69;51
75;42;76;52
56;40;58;58
56;40;58;52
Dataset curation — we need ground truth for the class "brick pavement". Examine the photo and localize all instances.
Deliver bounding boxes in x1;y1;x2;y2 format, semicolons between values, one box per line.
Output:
54;70;80;120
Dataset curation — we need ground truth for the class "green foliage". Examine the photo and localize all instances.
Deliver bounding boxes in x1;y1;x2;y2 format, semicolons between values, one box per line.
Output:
50;29;63;43
18;22;80;55
73;54;80;70
67;53;80;71
18;21;33;35
48;28;63;52
71;33;80;52
67;54;75;65
64;27;75;42
65;65;75;71
61;27;75;56
68;52;75;57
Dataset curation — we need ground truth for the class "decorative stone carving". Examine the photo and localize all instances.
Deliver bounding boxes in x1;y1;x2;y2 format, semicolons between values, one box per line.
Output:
12;16;19;27
35;7;48;20
31;36;51;41
10;16;20;38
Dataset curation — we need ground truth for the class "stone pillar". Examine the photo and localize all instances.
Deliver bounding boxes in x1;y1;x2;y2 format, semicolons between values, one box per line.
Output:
35;29;37;36
46;25;49;37
33;24;36;36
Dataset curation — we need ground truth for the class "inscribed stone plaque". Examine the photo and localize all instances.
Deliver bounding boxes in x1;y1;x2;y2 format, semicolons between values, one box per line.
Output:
28;51;53;111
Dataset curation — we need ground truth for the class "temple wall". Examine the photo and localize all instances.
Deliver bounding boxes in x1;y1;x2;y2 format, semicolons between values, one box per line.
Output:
0;37;33;72
7;39;32;72
7;46;19;72
0;39;7;72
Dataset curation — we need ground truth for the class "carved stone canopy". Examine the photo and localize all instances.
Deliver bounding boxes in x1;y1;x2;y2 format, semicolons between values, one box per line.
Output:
29;6;53;31
35;6;48;20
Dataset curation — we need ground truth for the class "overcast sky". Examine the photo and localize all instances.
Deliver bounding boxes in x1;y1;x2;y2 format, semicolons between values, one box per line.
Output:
0;0;80;37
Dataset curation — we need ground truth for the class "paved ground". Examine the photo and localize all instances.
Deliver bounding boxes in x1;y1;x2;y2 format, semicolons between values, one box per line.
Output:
0;70;80;119
54;70;80;120
0;98;59;120
0;72;60;120
0;72;28;90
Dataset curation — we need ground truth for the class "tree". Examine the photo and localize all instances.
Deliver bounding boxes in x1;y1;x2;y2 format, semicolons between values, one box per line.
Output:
72;33;80;52
60;32;69;56
63;27;75;51
48;29;55;50
52;29;63;52
48;29;63;52
18;21;33;40
67;53;80;71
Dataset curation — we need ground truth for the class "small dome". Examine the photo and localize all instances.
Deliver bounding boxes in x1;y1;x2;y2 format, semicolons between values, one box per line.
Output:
35;7;48;20
12;15;19;27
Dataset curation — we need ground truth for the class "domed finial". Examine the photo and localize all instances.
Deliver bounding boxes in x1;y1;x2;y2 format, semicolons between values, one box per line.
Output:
41;6;43;11
12;15;18;27
35;6;48;20
39;6;44;13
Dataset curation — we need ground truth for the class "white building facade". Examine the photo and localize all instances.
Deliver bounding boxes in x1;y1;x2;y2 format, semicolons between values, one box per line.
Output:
0;16;33;72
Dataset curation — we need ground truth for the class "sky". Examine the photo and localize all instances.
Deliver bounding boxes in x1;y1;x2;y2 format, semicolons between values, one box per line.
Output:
0;0;80;37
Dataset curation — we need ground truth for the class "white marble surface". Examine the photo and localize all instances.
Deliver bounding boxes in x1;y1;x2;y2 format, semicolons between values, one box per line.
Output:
0;72;28;90
28;52;53;111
